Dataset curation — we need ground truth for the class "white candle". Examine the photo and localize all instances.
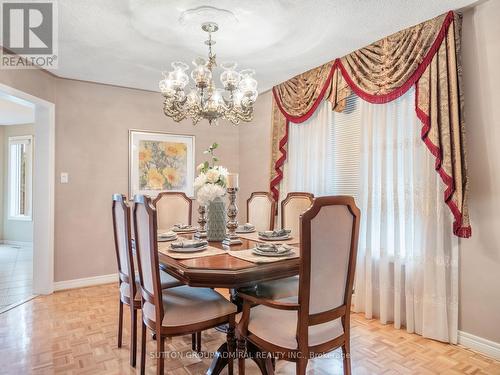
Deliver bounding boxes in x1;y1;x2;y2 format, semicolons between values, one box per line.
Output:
227;173;239;189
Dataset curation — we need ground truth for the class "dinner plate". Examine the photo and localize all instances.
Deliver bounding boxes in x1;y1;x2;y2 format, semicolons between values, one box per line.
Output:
169;245;208;253
171;227;196;233
236;228;256;234
158;236;177;242
258;235;292;241
252;248;293;257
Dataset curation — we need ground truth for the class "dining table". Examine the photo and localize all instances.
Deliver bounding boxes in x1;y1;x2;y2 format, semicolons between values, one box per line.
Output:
157;231;301;375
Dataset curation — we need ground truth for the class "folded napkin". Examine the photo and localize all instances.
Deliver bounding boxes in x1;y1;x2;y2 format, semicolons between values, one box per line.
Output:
170;239;208;249
256;243;293;254
173;224;192;230
238;223;255;231
158;231;176;238
258;229;291;238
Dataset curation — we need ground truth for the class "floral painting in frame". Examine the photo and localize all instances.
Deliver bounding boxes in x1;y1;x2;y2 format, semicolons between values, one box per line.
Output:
129;130;195;198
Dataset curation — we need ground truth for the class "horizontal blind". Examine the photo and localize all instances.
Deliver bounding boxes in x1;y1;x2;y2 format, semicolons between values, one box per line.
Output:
328;95;362;200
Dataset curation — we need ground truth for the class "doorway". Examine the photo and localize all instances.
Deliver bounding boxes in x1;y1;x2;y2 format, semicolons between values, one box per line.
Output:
0;83;55;310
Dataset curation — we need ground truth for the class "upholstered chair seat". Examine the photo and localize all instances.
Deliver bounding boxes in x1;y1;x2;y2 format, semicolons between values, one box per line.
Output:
142;286;237;328
255;276;299;300
120;271;182;301
247;297;344;349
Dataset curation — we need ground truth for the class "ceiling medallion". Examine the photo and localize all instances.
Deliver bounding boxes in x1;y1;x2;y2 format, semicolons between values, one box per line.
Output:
159;22;258;126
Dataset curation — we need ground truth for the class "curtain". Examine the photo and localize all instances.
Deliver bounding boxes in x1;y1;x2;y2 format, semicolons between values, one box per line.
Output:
269;11;471;238
282;88;458;343
354;88;458;343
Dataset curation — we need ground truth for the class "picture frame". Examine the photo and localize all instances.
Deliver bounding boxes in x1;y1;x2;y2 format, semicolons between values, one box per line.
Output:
129;130;195;198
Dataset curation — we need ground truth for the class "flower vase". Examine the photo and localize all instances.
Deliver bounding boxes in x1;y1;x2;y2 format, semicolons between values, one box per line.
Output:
207;197;226;241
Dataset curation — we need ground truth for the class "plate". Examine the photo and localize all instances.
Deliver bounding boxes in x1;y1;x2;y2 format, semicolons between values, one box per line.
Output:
158;236;177;242
258;235;292;241
171;227;196;233
252;248;293;257
169;245;208;253
236;228;256;234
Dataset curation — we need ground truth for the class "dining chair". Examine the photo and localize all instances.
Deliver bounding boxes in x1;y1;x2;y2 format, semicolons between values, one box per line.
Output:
247;191;276;231
252;192;315;301
133;194;237;375
153;192;192;230
112;194;183;367
237;196;360;375
281;192;314;239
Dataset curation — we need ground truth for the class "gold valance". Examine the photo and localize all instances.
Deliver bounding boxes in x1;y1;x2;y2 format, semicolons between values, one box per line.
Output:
270;11;470;238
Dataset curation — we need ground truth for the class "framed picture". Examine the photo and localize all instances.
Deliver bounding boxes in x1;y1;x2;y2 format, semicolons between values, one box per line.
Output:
129;130;195;198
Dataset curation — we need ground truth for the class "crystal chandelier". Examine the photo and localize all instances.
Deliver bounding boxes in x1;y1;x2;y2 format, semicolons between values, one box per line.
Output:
159;22;258;126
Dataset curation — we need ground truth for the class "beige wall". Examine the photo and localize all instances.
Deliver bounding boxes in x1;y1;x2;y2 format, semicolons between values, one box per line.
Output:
238;90;273;221
54;79;241;281
0;68;247;281
459;0;500;343
1;124;34;242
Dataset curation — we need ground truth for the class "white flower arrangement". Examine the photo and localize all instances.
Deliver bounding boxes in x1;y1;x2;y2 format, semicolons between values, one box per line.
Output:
195;143;228;206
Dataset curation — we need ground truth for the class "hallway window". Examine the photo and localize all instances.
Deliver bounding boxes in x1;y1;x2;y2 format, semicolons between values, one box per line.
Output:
8;135;33;221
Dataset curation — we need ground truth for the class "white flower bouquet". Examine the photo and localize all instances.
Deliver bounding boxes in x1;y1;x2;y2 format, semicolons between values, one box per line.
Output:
194;143;228;206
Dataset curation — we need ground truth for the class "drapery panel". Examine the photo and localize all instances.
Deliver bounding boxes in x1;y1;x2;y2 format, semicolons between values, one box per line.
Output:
269;11;471;237
281;91;459;343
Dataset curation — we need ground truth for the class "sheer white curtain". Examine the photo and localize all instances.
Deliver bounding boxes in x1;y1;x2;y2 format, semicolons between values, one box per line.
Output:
281;88;459;343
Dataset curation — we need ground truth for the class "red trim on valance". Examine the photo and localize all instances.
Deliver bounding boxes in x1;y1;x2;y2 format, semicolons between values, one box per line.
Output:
415;83;472;238
270;119;289;202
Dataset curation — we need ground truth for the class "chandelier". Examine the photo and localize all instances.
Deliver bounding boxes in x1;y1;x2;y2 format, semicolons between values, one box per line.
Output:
159;22;258;126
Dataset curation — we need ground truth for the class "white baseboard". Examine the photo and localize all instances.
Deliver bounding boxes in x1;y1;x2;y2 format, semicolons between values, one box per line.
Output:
458;330;500;361
54;273;118;291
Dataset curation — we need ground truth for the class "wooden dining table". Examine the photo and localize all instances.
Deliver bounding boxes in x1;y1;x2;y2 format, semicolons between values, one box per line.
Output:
157;233;300;375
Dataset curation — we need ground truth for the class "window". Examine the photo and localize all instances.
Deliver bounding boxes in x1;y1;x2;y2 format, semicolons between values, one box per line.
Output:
282;95;362;201
8;135;33;221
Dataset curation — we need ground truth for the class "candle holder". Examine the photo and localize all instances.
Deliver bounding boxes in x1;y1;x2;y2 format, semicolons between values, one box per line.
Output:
194;205;207;239
222;187;242;246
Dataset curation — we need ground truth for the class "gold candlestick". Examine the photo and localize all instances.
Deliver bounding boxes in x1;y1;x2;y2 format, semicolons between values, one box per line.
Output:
222;187;242;246
195;205;207;239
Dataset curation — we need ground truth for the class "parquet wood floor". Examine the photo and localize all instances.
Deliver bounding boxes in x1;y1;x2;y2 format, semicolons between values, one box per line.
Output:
0;283;498;374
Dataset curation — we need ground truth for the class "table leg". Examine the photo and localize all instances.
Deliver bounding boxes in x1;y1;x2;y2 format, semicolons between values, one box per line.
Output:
206;340;273;375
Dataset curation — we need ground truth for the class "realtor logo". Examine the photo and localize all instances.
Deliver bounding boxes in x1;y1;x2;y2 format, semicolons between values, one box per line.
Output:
1;0;58;69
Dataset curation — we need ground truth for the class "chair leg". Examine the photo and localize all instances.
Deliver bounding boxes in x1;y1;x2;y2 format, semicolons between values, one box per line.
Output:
196;331;202;352
237;336;246;375
156;335;165;375
342;341;351;375
226;315;235;375
296;358;308;375
117;300;124;348
130;306;138;367
140;321;147;375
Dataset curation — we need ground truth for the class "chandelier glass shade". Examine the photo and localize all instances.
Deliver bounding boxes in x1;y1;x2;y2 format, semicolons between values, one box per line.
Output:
159;22;258;126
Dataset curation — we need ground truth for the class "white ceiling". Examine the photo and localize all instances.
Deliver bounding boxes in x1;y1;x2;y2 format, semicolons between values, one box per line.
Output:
55;0;478;93
0;95;35;125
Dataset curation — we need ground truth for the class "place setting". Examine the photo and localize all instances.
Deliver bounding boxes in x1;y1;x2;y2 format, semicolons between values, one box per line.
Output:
171;223;197;233
157;230;178;242
237;227;299;245
158;238;226;259
235;223;256;234
227;242;299;264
